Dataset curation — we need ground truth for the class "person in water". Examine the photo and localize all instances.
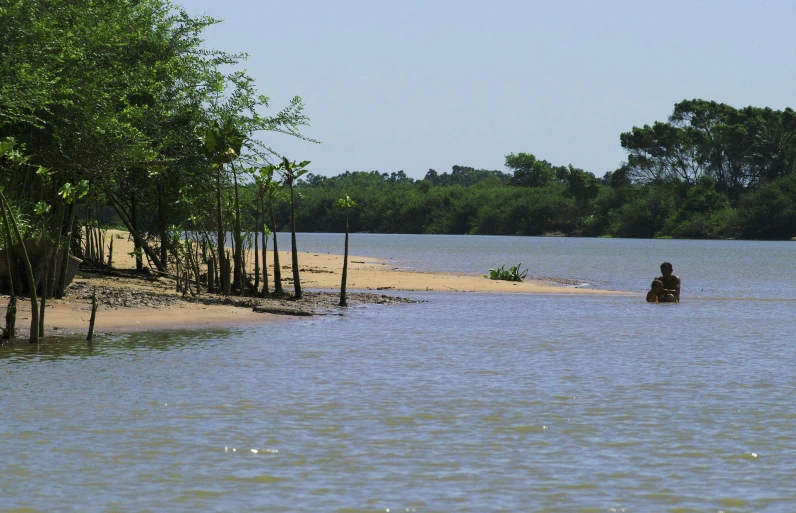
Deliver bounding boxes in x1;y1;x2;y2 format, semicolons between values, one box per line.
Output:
646;279;676;303
656;262;680;302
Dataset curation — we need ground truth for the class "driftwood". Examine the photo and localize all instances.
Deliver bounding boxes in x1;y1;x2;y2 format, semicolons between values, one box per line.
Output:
252;305;313;317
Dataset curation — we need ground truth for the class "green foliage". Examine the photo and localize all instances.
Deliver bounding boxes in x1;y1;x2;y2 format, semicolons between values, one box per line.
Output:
506;153;555;188
737;174;796;239
57;181;90;203
485;264;528;282
337;195;356;210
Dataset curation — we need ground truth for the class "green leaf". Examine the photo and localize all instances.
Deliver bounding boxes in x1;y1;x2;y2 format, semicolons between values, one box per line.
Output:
34;201;51;215
0;138;16;156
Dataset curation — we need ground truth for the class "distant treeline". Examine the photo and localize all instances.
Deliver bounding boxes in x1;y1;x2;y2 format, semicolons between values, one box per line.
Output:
271;100;796;240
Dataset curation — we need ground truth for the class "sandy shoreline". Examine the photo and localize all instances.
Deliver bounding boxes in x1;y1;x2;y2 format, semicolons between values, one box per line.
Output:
0;230;632;338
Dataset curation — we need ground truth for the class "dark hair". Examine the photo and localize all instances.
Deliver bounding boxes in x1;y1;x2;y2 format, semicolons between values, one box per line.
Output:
660;262;673;271
651;279;663;289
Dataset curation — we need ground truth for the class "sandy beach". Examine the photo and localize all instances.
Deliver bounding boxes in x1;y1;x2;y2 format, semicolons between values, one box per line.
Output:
0;230;631;338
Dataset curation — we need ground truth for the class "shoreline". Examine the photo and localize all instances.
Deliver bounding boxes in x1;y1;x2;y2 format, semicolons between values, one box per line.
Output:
0;230;632;339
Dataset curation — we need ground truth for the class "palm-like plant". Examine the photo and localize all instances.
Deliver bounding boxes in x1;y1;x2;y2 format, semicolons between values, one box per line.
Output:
277;157;309;299
337;195;355;306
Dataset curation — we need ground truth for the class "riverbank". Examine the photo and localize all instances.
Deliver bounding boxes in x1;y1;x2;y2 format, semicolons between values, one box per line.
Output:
0;230;631;338
0;269;416;338
99;230;631;296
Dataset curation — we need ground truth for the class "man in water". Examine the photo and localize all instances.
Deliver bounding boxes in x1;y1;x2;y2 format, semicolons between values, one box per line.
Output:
656;262;680;302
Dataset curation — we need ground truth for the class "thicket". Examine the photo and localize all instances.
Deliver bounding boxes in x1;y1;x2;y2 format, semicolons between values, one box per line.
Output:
271;101;796;240
0;0;316;340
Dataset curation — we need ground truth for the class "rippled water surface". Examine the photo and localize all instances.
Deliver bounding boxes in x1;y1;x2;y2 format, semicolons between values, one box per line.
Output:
1;236;795;512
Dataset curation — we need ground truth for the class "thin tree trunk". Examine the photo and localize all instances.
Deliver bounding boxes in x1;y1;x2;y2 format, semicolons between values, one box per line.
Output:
1;194;39;343
131;192;143;271
96;207;104;265
223;250;232;295
208;257;215;294
339;212;350;307
91;223;98;262
253;222;260;293
216;168;228;295
55;201;76;298
3;231;16;340
270;202;282;294
289;185;302;299
158;186;168;270
231;162;243;293
4;296;16;340
38;239;48;337
106;193;166;272
47;203;64;298
261;203;269;297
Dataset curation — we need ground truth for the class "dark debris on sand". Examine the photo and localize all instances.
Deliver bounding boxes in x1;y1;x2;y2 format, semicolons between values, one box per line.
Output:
68;278;419;317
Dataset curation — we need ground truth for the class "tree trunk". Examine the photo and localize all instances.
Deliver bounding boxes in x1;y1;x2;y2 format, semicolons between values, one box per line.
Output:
253;220;260;293
339;212;349;307
289;184;302;299
270;201;282;294
46;203;64;299
231;162;243;293
55;201;76;298
131;192;143;271
261;204;269;297
158;186;168;270
223;250;232;295
216;167;228;295
207;257;214;293
106;193;166;272
1;194;39;343
96;208;104;265
4;296;16;340
3;231;16;340
38;239;48;337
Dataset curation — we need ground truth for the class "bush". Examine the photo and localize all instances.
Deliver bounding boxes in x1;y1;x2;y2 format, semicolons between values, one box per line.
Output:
485;264;528;282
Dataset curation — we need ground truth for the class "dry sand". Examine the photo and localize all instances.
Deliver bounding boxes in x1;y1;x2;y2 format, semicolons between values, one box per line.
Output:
0;230;631;338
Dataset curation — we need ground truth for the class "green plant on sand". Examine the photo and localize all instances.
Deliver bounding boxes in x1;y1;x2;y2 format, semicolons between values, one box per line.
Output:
485;264;528;282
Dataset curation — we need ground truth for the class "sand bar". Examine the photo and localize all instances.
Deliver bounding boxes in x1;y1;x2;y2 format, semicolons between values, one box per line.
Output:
0;230;631;338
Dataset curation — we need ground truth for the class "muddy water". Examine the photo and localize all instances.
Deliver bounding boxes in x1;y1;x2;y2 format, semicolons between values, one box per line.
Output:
1;236;795;511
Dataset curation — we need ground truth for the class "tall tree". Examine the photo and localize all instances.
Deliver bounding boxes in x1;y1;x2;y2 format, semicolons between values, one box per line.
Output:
278;158;309;299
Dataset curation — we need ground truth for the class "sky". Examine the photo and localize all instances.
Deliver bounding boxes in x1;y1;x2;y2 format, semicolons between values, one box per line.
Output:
178;0;796;179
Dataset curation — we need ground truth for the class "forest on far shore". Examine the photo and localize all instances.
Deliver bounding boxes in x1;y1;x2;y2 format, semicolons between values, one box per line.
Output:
274;99;796;240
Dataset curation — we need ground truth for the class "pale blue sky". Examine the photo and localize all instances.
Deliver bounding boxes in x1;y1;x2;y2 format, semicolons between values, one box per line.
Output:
179;0;796;179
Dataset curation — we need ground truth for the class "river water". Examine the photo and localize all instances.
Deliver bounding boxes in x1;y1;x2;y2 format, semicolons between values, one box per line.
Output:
2;235;795;512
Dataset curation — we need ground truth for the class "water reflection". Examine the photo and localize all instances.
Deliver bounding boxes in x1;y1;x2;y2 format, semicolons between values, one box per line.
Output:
0;328;239;363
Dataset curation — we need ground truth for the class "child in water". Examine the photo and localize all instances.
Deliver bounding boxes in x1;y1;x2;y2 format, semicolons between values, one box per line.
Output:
646;279;676;303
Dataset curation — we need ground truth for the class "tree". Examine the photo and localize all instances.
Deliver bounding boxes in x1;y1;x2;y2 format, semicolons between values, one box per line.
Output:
257;165;284;294
277;157;309;299
506;153;555;187
337;195;355;306
202;120;245;295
